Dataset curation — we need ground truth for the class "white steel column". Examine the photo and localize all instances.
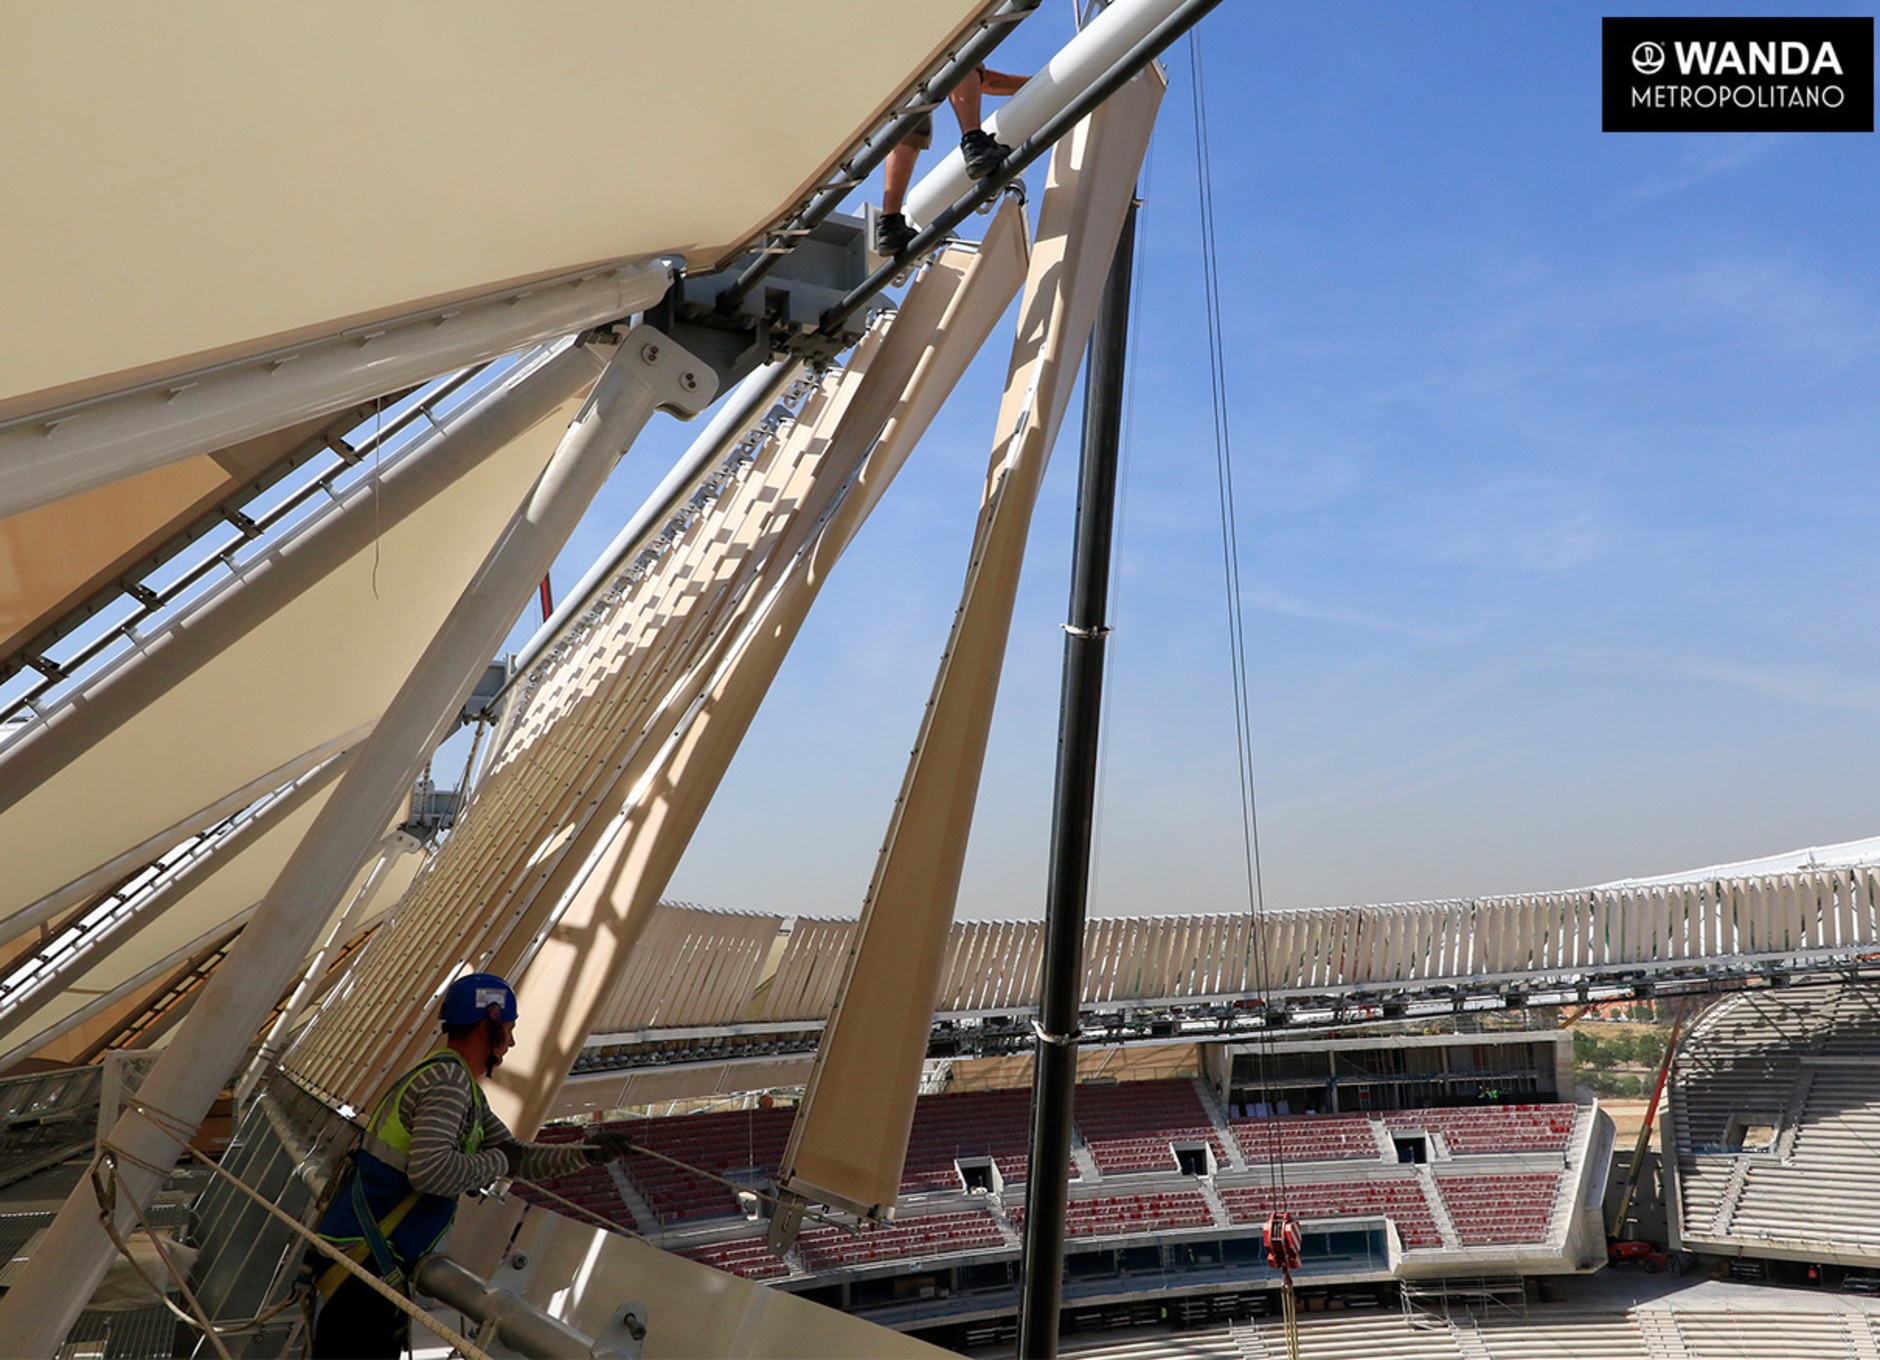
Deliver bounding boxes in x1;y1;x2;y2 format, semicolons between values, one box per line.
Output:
0;324;714;1351
231;830;421;1109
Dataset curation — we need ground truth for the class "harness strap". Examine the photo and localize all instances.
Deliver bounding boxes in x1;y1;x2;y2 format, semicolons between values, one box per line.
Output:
352;1171;402;1283
316;1181;422;1302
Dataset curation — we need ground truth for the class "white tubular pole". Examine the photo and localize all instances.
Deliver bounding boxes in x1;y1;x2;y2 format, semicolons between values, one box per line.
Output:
230;831;419;1110
0;324;714;1352
902;0;1186;228
0;259;675;522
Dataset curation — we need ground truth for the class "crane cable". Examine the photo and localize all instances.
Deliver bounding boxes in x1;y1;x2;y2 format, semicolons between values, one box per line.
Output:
1189;31;1298;1360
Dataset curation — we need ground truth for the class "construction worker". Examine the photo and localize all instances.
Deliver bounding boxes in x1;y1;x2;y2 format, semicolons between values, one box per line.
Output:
308;972;629;1359
873;66;1029;257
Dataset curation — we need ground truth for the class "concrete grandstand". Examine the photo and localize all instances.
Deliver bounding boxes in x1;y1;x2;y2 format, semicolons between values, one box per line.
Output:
514;1029;1614;1343
1669;981;1880;1278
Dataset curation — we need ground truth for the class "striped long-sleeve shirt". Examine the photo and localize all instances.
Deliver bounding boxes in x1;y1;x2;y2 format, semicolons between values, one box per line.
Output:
400;1058;590;1196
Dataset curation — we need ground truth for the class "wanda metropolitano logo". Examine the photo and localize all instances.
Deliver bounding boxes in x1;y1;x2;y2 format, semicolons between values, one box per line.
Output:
1603;16;1873;131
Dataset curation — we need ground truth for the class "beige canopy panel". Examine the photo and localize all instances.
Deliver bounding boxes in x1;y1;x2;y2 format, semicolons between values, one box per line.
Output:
0;787;422;1075
545;1044;1203;1124
282;222;1030;1128
549;1056;819;1123
0;356;594;925
19;923;243;1072
578;861;1880;1038
588;905;792;1033
0;780;335;1067
0;0;999;419
0;410;348;660
779;70;1163;1221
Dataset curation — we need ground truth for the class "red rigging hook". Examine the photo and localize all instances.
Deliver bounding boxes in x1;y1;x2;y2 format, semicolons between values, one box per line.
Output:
1264;1211;1301;1274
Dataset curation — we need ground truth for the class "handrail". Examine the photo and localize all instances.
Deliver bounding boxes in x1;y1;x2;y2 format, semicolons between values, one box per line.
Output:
412;1253;641;1360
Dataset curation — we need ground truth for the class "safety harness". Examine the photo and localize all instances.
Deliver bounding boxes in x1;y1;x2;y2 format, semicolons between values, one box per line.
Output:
314;1050;488;1301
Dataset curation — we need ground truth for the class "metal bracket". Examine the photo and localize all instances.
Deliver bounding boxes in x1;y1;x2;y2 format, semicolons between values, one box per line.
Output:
646;212;877;389
766;1188;809;1255
580;321;719;421
460;658;513;726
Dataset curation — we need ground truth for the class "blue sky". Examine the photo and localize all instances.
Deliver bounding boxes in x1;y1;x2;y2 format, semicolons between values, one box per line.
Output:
506;2;1879;922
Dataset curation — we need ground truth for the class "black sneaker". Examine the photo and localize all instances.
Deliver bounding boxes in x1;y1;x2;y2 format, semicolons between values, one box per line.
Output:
873;211;917;257
960;128;1011;180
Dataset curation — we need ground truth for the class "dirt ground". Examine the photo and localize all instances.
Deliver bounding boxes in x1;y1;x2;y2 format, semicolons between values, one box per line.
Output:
1600;1098;1657;1143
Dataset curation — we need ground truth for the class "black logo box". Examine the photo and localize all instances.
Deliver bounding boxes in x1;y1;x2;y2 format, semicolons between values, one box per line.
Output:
1604;16;1873;132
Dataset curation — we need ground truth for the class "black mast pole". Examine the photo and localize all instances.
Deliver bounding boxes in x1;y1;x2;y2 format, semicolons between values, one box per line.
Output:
1016;199;1137;1360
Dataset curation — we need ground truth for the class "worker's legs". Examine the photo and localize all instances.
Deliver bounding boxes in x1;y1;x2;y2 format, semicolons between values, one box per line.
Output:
882;142;916;217
311;1274;408;1359
874;114;930;256
948;68;985;134
949;68;1010;180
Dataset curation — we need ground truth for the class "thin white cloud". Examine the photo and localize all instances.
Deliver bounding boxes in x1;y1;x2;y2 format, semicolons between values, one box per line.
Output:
1241;583;1461;641
1679;655;1880;717
1614;133;1785;206
1413;498;1613;576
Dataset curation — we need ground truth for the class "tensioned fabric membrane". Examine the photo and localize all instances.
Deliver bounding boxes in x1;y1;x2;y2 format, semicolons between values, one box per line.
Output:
0;357;594;923
0;415;333;658
0;1;999;417
0;784;423;1069
779;68;1163;1222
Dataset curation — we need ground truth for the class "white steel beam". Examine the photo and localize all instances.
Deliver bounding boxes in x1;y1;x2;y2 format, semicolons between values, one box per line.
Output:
0;260;673;521
0;340;604;925
232;831;421;1109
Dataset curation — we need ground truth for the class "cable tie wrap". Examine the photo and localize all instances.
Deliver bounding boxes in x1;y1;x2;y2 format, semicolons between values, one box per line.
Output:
1031;1018;1082;1047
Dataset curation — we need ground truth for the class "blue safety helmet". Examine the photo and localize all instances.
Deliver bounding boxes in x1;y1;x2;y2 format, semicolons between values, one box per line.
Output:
440;972;518;1025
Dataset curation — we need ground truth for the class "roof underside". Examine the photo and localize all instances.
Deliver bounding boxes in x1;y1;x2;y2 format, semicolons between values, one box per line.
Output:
0;0;995;418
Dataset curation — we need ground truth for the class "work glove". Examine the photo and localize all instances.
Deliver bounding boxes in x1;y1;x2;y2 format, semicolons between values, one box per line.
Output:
500;1141;525;1176
583;1129;634;1164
